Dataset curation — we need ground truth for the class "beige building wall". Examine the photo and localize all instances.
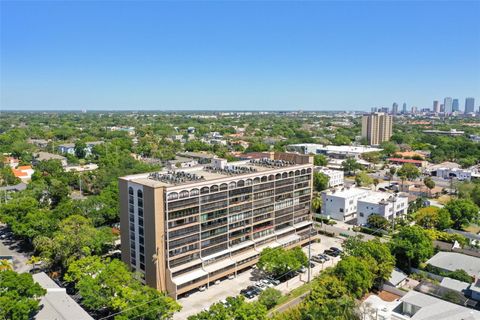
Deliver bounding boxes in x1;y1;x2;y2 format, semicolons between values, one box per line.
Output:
362;112;392;145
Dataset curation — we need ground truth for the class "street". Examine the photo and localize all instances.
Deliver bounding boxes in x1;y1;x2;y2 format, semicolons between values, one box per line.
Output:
0;224;32;273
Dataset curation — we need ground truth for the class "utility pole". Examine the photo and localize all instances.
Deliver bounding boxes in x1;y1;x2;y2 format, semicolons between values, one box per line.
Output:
308;224;312;283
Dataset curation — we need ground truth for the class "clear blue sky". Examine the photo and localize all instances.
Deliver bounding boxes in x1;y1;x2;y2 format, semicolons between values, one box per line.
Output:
1;1;479;111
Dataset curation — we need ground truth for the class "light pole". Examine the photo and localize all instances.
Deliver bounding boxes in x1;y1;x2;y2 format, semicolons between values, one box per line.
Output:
308;224;312;283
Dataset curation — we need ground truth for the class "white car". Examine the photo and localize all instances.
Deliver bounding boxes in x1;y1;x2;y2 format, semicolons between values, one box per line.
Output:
199;286;207;292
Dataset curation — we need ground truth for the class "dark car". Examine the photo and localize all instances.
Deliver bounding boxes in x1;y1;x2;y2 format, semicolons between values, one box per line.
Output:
330;247;342;253
309;262;316;268
324;249;340;257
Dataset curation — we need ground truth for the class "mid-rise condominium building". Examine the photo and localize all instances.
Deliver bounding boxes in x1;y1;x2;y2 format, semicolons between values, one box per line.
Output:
361;112;393;145
119;152;314;298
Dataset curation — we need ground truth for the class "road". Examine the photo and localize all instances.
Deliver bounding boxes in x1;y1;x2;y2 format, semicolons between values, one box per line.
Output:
0;224;32;273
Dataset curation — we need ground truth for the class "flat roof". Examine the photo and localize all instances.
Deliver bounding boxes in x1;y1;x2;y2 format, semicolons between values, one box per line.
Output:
323;186;371;198
121;159;311;189
426;252;480;277
289;143;382;153
440;277;470;293
399;290;480;320
172;269;208;286
32;272;93;320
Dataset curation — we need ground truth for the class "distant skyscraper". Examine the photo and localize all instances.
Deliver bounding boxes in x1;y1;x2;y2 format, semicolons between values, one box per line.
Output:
361;112;393;145
444;97;453;114
440;104;444;112
392;102;398;115
452;99;460;112
380;107;389;113
411;106;417;114
465;97;475;114
402;102;407;114
371;107;378;112
433;100;440;113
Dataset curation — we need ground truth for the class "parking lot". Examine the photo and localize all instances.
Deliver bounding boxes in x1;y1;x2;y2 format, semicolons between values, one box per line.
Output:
173;235;343;320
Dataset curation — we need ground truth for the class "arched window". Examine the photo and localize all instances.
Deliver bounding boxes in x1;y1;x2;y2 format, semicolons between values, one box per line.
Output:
275;173;282;180
190;188;199;196
168;192;178;201
128;187;134;195
289;171;294;177
307;168;312;174
220;183;228;191
282;172;288;179
179;190;189;198
295;170;300;176
301;169;306;175
210;185;219;193
229;181;237;189
268;175;274;181
237;180;245;187
253;177;260;184
261;176;267;182
137;190;143;199
201;187;210;194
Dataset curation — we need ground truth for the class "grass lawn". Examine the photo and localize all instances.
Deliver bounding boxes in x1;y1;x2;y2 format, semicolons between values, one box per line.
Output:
273;280;314;309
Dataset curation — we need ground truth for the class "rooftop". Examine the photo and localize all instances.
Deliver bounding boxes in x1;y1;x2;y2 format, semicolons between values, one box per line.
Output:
288;143;382;154
388;158;425;164
323;186;371;198
32;272;93;320
426;252;480;277
121;153;312;188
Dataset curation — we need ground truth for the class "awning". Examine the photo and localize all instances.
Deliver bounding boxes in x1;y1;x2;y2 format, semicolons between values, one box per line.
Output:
203;258;236;273
274;226;295;236
231;249;260;263
276;234;301;246
172;268;208;286
293;220;312;229
255;240;282;252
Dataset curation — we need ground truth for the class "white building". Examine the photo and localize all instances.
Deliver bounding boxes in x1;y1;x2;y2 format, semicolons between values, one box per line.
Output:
321;187;371;221
357;192;408;226
436;167;480;181
287;143;382;160
361;290;480;320
315;166;344;187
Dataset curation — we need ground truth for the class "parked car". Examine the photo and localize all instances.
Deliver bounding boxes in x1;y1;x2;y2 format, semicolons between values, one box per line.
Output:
312;255;323;263
299;266;307;273
199;286;207;292
309;262;316;268
319;254;330;261
228;274;235;280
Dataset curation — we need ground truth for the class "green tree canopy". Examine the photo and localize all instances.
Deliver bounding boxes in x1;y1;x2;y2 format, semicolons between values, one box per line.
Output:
0;270;46;320
444;199;479;230
390;226;434;270
313;171;329;192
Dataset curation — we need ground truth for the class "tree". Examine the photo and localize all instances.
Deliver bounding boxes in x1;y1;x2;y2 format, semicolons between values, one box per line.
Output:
373;178;379;191
0;270;46;320
313;154;328;166
257;247;307;278
66;256;181;319
367;214;389;230
423;177;435;198
311;194;322;214
188;296;267;320
389;167;397;182
444;199;479;230
380;141;399;156
334;256;374;298
258;288;282;309
313;172;329;192
343;237;395;287
413;206;441;229
390;226;434;270
75;141;87;158
355;171;373;187
397;163;420;181
342;158;360;176
34;215;114;268
361;151;382;164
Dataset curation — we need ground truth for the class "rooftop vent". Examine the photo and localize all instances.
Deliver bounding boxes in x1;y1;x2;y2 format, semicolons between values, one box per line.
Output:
148;171;205;184
249;158;294;168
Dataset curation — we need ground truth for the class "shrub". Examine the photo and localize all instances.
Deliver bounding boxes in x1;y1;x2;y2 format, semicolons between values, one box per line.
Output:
258;288;282;309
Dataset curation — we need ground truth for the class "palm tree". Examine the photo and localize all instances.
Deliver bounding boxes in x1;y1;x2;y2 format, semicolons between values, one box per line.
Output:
312;193;322;214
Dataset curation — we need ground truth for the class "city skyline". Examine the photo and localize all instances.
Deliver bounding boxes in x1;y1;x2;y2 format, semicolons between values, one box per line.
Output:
1;1;479;111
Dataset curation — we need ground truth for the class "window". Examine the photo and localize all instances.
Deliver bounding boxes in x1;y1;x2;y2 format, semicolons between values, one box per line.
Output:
210;185;219;192
190;188;199;196
137;189;143;199
339;208;344;213
129;187;134;195
179;190;189;198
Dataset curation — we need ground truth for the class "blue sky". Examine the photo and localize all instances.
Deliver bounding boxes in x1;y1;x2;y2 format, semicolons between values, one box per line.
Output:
1;1;479;111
